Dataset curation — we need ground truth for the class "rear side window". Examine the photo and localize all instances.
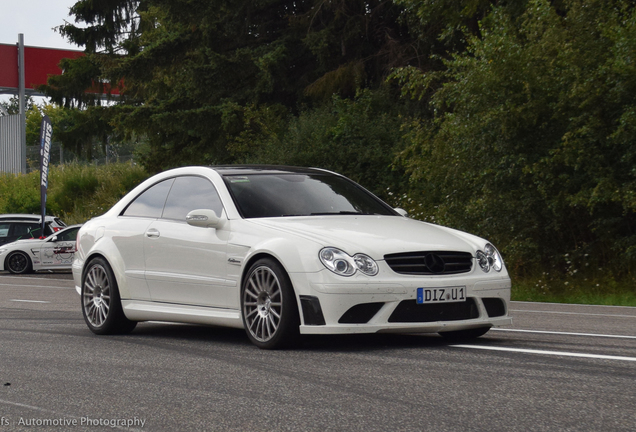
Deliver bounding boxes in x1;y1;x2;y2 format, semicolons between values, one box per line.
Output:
0;223;9;238
11;223;46;239
123;179;175;218
162;176;223;221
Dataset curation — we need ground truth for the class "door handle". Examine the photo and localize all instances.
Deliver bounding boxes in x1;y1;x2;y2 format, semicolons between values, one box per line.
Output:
145;228;160;238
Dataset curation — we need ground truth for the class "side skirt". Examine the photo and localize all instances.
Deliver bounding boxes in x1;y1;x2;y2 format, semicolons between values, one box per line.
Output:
121;300;244;329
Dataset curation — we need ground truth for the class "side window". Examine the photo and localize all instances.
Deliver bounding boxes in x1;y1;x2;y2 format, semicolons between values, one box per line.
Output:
123;179;175;218
162;176;224;221
56;228;80;242
0;223;9;238
11;223;43;239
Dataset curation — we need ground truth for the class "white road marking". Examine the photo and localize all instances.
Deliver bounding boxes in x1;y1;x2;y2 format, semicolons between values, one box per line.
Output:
492;328;636;340
510;309;636;319
0;283;71;290
9;299;50;304
512;301;636;310
1;273;71;280
451;344;636;362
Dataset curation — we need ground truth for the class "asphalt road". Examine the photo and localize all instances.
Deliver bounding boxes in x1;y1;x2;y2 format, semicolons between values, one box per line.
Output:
0;272;634;432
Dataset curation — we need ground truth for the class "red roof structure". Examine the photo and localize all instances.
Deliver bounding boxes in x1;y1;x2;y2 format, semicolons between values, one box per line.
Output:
0;43;85;94
0;43;119;96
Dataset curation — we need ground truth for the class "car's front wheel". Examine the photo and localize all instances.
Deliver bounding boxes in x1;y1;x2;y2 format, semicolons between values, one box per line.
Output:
6;251;33;274
81;257;137;335
241;258;300;349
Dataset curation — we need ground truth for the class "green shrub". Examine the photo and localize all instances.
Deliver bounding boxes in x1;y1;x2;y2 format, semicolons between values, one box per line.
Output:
0;163;148;225
246;90;411;200
0;172;41;214
50;166;99;214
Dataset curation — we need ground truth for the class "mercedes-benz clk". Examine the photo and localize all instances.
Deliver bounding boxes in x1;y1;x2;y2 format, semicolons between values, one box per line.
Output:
73;166;511;349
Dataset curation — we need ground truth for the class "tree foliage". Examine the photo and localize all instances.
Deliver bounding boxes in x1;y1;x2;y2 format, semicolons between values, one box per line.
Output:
39;0;636;280
44;0;419;173
392;0;636;275
242;90;411;199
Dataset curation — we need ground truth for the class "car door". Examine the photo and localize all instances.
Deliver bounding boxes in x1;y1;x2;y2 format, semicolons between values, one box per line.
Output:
117;178;176;301
143;175;233;308
38;227;80;267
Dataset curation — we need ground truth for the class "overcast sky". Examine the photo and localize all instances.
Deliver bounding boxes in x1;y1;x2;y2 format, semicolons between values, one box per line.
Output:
0;0;80;50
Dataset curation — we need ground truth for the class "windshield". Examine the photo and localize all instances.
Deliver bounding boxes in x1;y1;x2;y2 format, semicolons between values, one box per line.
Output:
224;173;396;218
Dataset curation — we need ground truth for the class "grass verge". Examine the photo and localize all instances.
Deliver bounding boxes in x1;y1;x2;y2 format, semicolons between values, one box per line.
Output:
512;278;636;306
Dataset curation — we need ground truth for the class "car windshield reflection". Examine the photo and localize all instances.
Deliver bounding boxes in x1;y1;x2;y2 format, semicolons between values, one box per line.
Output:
223;173;396;218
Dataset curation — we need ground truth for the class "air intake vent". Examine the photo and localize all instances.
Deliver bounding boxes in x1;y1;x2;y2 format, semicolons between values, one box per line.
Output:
482;298;506;317
388;298;479;323
339;302;384;324
384;251;473;275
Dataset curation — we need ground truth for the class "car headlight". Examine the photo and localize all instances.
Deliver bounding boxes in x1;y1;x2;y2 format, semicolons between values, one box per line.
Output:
476;243;503;273
319;247;379;277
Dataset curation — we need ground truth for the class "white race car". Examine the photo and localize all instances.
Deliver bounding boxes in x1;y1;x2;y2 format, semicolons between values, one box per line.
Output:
0;225;82;274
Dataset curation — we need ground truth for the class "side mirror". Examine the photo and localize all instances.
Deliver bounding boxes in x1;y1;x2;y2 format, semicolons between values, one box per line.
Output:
186;209;223;229
394;208;408;217
49;236;58;242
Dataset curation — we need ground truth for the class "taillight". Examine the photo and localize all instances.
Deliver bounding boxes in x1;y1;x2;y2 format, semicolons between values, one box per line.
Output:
53;227;61;232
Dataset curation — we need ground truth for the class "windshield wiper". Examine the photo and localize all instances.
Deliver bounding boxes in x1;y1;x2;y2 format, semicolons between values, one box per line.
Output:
310;211;370;216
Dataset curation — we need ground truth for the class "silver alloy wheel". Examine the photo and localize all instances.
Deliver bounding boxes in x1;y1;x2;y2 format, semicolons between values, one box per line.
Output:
83;263;111;328
243;266;283;342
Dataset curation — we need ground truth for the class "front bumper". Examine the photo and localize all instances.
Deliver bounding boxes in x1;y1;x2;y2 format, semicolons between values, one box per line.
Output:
72;259;83;294
290;269;512;335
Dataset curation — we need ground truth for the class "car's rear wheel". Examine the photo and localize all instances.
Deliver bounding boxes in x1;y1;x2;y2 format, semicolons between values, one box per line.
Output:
241;258;299;349
6;251;33;274
81;257;137;335
439;326;491;341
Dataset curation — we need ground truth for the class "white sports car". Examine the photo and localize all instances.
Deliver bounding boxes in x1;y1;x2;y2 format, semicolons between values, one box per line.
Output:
73;166;511;349
0;225;82;274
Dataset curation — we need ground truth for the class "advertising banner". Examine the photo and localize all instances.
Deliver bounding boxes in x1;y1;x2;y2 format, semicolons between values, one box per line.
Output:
40;115;52;234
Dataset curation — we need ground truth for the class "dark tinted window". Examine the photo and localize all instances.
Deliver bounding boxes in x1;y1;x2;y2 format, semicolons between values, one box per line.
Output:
123;179;174;218
162;176;223;220
54;227;80;242
11;223;47;239
0;223;9;239
224;173;395;218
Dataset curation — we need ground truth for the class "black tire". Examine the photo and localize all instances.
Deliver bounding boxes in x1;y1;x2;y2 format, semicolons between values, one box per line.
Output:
439;326;491;342
81;257;137;335
241;258;300;349
6;251;33;274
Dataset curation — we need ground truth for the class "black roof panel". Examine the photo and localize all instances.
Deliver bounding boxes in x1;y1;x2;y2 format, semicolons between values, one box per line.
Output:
211;165;332;176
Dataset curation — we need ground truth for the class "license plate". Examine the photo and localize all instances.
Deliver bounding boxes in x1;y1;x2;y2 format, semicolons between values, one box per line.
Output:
417;286;466;304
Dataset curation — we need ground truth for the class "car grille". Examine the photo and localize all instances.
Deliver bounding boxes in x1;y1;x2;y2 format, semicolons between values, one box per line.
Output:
388;298;479;323
384;251;473;275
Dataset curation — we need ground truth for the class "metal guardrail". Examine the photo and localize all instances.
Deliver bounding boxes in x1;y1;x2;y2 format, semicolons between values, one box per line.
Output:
0;114;21;174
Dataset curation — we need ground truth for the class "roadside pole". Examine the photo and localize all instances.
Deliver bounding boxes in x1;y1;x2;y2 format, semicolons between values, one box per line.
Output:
18;33;26;174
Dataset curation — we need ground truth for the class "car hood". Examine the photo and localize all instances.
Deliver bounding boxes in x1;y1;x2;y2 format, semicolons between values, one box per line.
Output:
247;216;485;259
